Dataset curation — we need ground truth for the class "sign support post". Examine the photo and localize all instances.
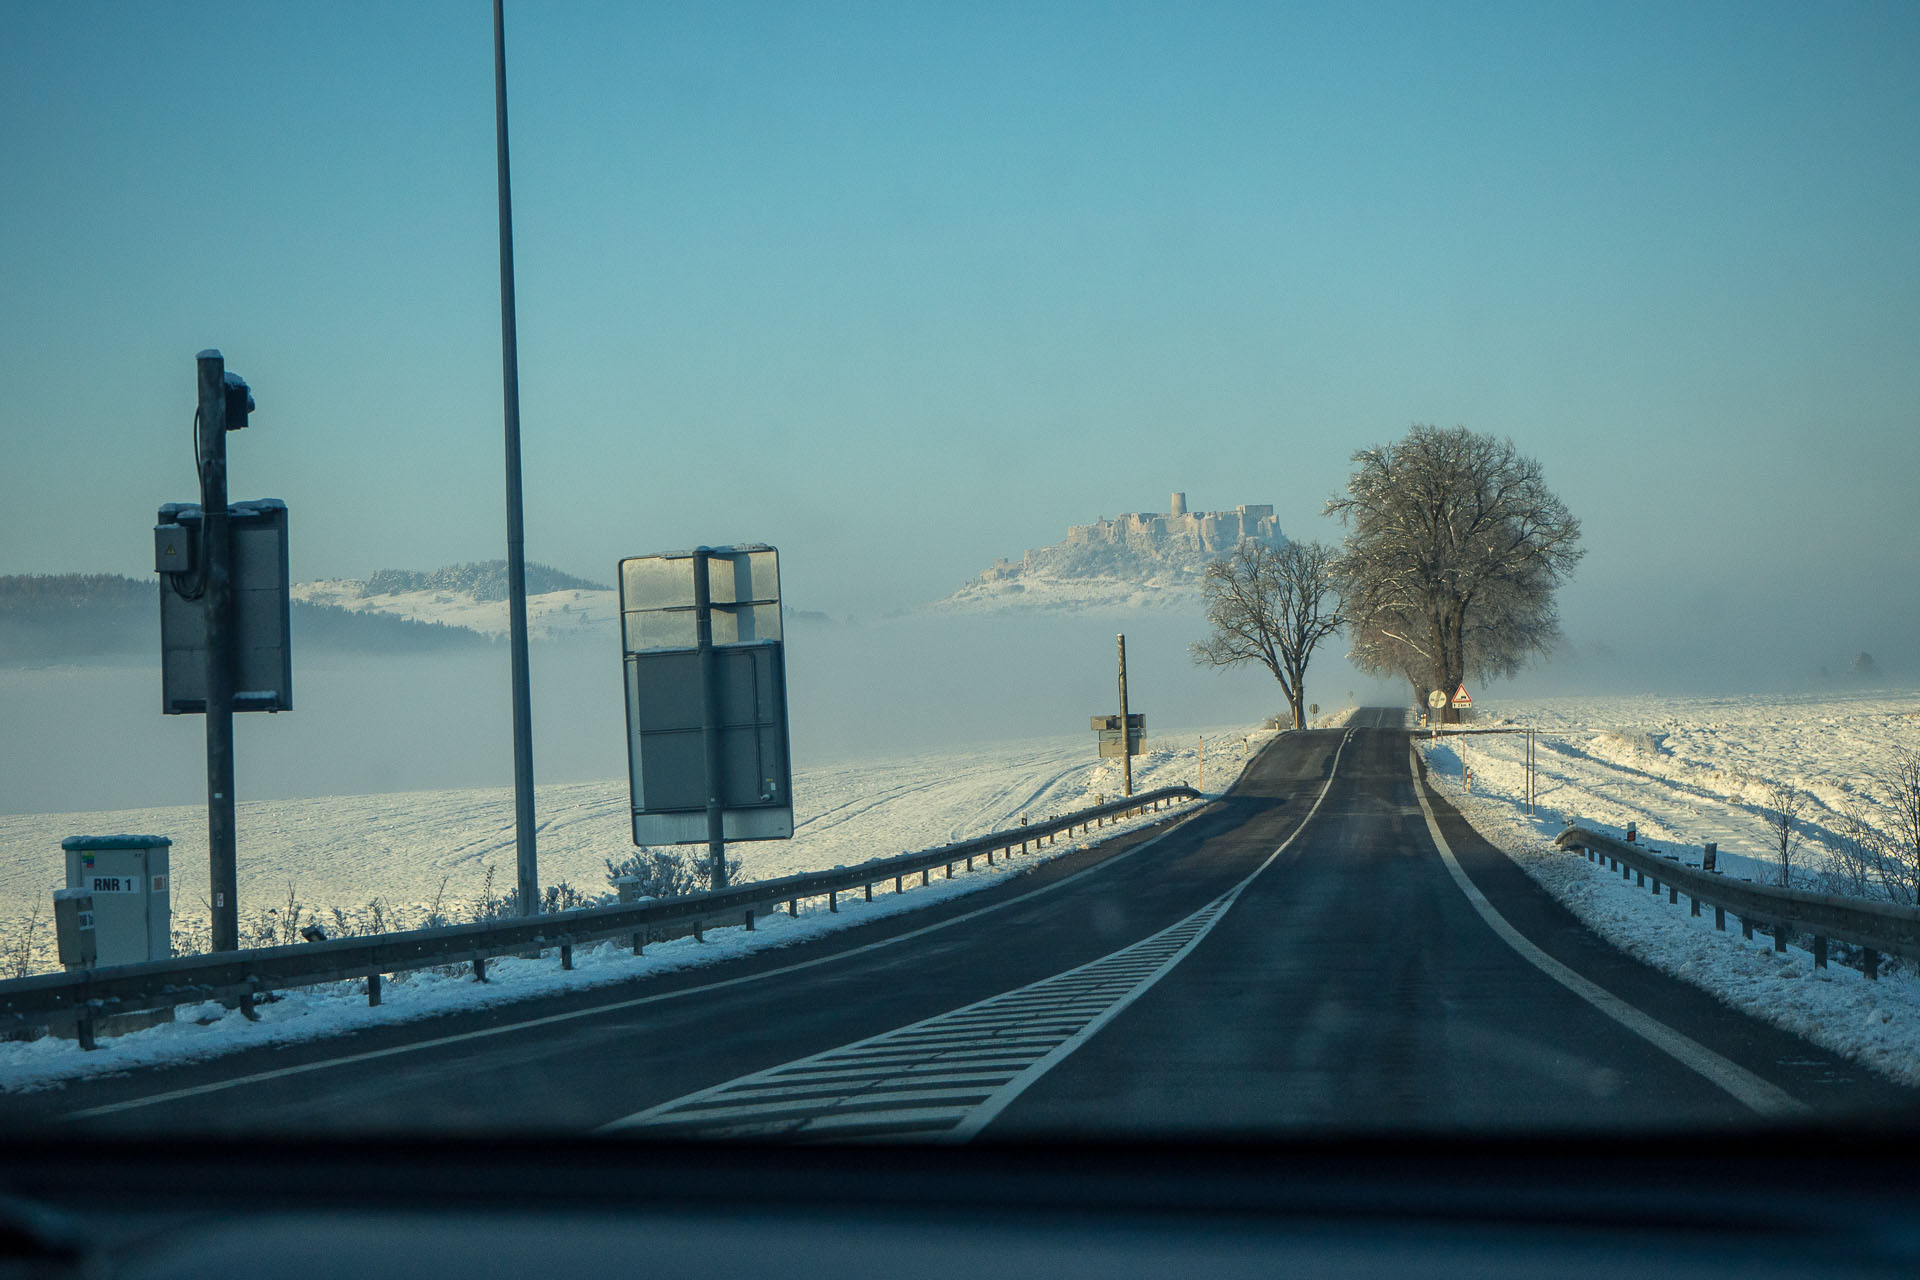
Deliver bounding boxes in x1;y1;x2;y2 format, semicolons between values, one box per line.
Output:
195;351;239;953
692;548;729;891
1117;634;1132;797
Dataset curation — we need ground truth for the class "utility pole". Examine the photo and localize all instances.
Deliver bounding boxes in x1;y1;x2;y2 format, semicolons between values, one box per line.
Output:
494;0;538;916
692;548;729;891
1117;634;1132;798
196;351;239;952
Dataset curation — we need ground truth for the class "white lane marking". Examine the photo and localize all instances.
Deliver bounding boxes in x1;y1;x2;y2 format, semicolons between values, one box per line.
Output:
605;731;1360;1141
66;796;1217;1121
1409;743;1807;1117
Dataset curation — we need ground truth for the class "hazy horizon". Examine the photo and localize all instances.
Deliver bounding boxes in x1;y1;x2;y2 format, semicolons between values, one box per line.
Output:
4;2;1918;816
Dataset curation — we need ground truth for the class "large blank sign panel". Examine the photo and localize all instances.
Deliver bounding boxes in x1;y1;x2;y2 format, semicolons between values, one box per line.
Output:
157;500;293;714
620;546;793;845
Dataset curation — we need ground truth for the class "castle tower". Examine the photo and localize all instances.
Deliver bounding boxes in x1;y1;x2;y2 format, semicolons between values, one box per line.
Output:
1169;491;1188;518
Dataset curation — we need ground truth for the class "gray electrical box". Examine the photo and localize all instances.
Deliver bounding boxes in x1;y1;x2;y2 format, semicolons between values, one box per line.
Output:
157;499;292;714
619;545;793;845
61;835;172;967
153;522;195;574
52;888;97;970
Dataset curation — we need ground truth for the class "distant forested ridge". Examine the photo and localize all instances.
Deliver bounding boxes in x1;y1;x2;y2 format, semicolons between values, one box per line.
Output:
363;560;607;601
0;574;493;664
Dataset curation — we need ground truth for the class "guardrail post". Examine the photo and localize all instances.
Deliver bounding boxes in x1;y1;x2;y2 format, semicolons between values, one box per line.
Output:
744;910;755;932
76;1008;98;1052
694;919;705;942
239;985;261;1020
921;869;929;886
1773;925;1787;954
828;891;838;913
1715;906;1726;931
945;863;953;879
560;943;574;970
1864;948;1879;980
631;930;644;955
894;875;903;894
966;855;974;871
788;899;798;917
864;883;873;902
1669;884;1678;904
367;972;382;1006
986;848;995;865
473;957;488;983
1813;936;1827;969
1689;895;1700;917
1741;917;1753;940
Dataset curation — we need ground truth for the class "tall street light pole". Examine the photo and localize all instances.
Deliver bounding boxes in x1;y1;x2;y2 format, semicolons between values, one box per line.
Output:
494;0;539;916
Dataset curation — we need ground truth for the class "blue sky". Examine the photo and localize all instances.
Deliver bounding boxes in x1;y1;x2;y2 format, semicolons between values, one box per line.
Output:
4;0;1917;683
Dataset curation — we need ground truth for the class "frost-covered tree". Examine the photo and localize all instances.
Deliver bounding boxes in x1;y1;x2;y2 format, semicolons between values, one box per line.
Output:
1327;425;1582;722
1192;540;1342;730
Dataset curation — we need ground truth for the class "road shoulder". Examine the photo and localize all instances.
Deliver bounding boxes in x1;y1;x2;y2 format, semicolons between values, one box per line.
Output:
1413;743;1920;1111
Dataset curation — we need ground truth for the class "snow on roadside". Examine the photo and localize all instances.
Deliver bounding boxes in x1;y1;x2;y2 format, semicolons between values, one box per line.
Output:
0;725;1274;1093
1416;689;1920;1087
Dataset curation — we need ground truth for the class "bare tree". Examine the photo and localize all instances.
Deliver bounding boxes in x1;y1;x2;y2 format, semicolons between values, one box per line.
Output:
1885;750;1920;902
1826;750;1920;904
1760;779;1808;888
1327;425;1582;722
1192;539;1342;730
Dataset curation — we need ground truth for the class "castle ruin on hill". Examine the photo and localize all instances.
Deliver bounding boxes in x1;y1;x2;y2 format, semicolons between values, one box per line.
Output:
972;492;1285;587
1066;491;1281;555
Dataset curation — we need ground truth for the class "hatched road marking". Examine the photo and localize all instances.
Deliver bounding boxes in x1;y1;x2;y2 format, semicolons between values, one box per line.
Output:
600;896;1235;1141
602;731;1358;1142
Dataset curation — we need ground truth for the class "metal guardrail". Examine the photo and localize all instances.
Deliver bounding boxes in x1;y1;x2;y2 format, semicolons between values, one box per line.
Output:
0;786;1202;1048
1555;825;1920;979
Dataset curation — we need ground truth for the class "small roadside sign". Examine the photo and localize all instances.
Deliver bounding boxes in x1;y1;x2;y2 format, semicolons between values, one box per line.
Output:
1452;684;1473;709
1426;690;1447;711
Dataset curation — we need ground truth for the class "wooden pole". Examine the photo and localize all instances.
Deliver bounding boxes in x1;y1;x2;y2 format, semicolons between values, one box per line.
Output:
1117;634;1132;797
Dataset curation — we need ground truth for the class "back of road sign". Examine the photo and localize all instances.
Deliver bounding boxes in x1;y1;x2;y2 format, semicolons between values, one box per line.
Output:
619;546;793;845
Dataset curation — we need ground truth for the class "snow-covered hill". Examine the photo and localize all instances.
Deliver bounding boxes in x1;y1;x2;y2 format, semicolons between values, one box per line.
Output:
929;491;1286;615
291;561;616;642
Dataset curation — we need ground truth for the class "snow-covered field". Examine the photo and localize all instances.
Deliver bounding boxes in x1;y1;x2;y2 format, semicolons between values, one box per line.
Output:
1423;688;1920;1085
0;726;1272;978
0;724;1268;1091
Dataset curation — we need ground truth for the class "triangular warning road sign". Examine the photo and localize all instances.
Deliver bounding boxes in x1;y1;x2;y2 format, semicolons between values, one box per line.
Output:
1451;684;1472;708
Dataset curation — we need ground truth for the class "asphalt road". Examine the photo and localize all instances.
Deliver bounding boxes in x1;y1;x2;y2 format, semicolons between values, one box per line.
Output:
9;711;1913;1138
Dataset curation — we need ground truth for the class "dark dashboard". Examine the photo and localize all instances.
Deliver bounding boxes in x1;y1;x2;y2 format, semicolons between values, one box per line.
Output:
5;1128;1917;1279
